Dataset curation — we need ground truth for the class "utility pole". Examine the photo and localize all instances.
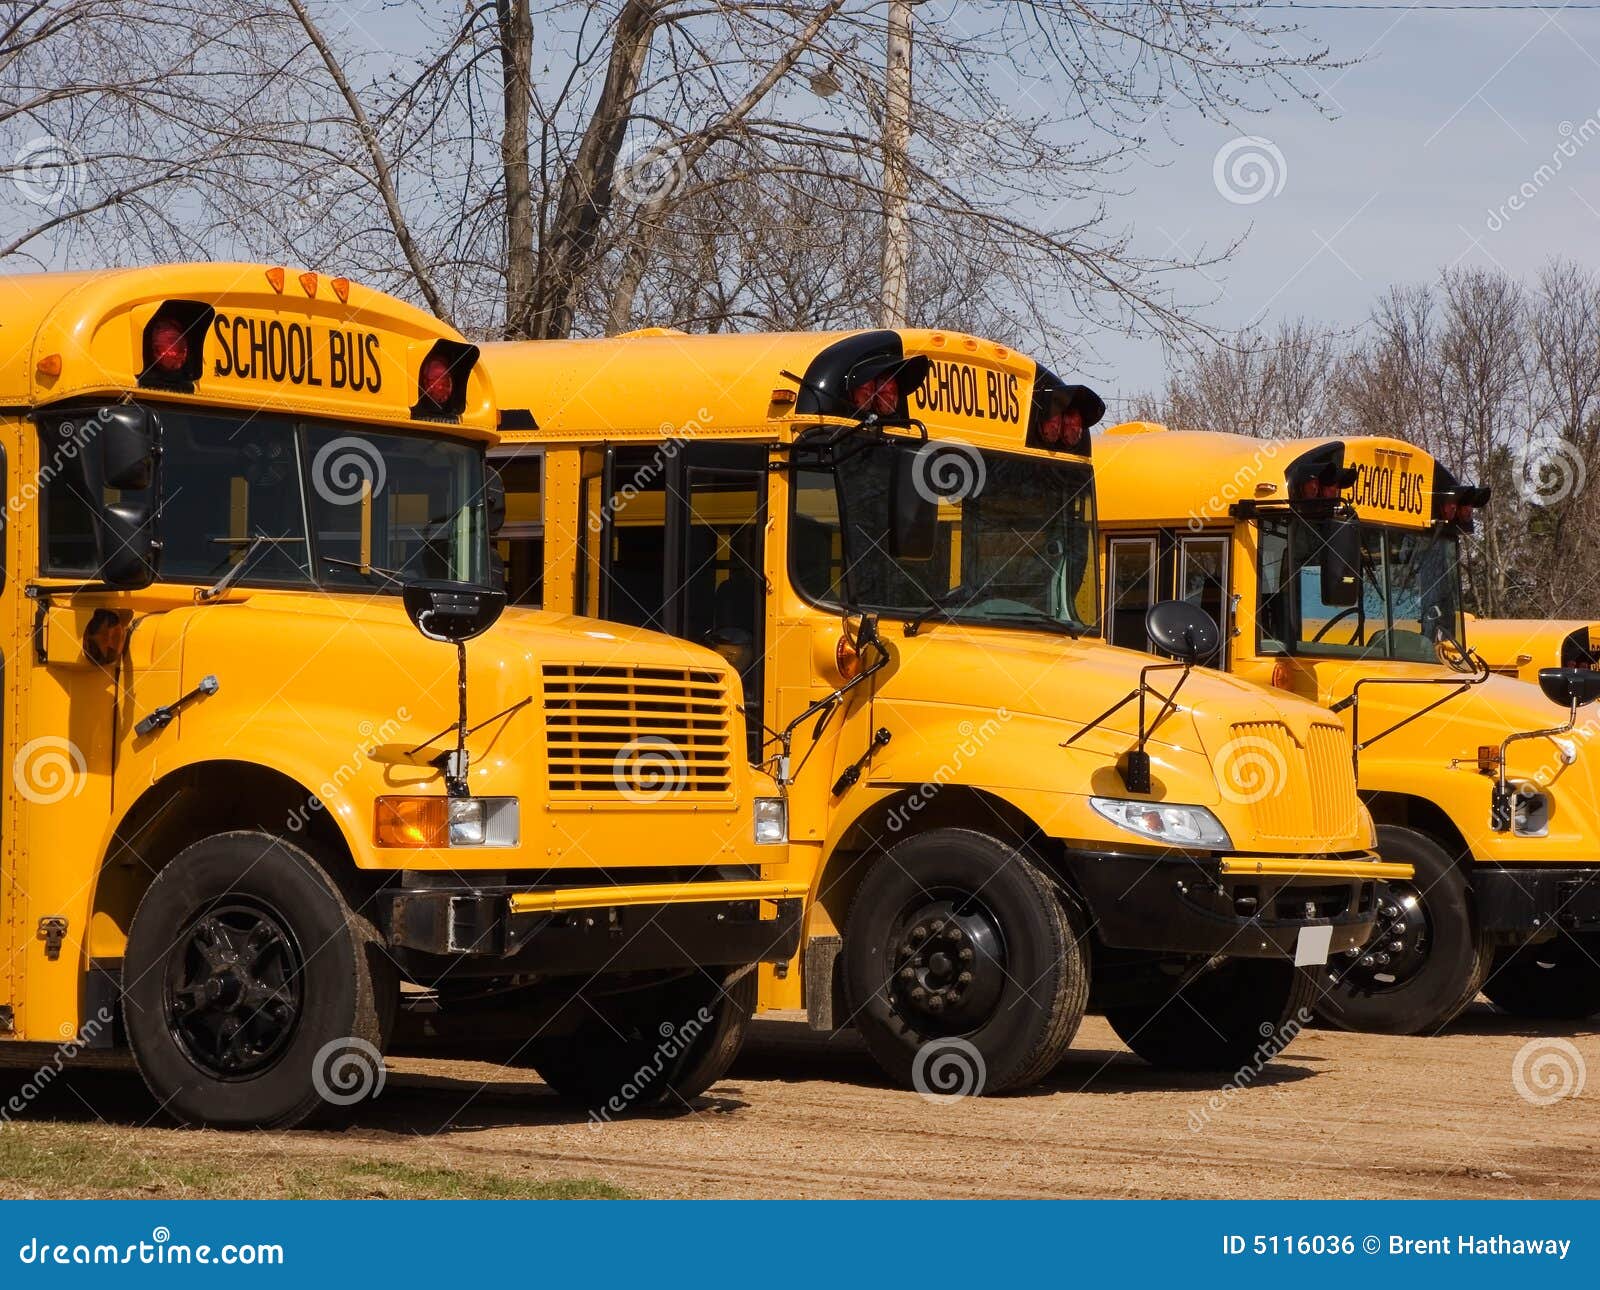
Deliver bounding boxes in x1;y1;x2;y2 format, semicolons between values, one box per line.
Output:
880;0;912;329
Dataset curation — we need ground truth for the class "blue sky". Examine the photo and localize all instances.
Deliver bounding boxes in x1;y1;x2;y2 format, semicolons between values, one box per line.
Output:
1094;2;1600;411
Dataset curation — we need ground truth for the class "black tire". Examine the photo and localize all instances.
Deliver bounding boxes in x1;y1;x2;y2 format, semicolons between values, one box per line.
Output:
1315;824;1492;1035
1483;929;1600;1019
1107;960;1319;1070
530;967;755;1112
121;831;389;1130
842;828;1088;1095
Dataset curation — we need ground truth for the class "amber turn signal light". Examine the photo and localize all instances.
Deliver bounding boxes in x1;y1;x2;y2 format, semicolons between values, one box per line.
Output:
1477;745;1502;774
375;796;447;848
836;632;861;681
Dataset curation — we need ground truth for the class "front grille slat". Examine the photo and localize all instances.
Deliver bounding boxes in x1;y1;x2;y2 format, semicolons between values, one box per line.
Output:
542;663;736;800
1226;720;1358;847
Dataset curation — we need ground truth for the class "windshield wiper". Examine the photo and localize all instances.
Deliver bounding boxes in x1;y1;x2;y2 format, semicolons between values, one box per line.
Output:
981;609;1083;639
198;534;301;602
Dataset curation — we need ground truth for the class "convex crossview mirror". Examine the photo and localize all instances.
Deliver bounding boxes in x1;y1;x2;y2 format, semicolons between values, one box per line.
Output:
81;405;162;589
1538;666;1600;710
1319;513;1362;608
1146;600;1220;664
402;581;507;643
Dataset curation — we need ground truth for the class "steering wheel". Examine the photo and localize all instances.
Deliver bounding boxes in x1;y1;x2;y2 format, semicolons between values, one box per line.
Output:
1311;605;1361;643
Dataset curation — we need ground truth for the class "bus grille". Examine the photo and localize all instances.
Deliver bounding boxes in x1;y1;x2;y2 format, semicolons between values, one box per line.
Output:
1224;721;1359;846
541;664;735;799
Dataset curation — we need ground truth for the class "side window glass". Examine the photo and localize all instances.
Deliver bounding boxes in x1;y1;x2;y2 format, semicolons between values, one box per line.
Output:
1107;538;1156;652
1177;536;1228;664
41;416;105;575
605;448;669;630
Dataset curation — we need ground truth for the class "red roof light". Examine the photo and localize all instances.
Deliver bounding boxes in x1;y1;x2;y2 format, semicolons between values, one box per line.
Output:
850;374;899;417
420;354;453;405
149;317;189;373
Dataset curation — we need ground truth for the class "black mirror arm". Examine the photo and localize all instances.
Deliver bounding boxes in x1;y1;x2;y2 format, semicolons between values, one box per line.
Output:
769;642;890;787
1333;651;1493;777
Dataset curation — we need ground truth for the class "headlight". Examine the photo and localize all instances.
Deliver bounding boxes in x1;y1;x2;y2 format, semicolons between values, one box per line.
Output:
1089;797;1232;849
754;796;788;845
375;796;520;847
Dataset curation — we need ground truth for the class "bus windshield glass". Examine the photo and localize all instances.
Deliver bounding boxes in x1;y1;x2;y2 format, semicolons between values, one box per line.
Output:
41;406;488;591
790;431;1099;634
1258;513;1463;661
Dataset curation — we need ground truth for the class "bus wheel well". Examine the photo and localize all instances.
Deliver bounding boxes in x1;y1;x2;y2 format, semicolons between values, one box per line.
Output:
1362;791;1473;863
92;761;365;950
816;786;1061;933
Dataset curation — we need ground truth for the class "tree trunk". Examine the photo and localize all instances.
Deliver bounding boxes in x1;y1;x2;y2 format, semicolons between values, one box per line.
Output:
497;0;536;338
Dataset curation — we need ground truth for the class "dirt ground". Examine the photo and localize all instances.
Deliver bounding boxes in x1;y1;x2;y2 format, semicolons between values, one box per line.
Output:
1;1004;1597;1199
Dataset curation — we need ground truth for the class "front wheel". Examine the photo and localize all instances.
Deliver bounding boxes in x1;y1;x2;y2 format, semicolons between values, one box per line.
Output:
1315;824;1492;1035
528;968;756;1112
121;832;393;1130
842;829;1088;1095
1483;929;1600;1019
1106;959;1318;1070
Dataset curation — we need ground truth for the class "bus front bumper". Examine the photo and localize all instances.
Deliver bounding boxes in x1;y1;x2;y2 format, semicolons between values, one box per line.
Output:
384;879;804;975
1063;850;1406;961
1473;865;1600;935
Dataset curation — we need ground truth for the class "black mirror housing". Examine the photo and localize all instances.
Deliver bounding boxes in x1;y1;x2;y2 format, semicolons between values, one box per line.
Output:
1319;513;1362;608
403;580;506;644
1146;599;1220;664
485;467;507;536
96;404;160;490
887;449;938;562
1538;666;1600;709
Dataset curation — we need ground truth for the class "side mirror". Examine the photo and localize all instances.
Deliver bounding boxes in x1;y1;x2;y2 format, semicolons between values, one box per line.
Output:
1538;666;1600;709
888;448;938;562
402;580;506;644
1146;599;1220;665
97;405;159;489
81;405;161;589
485;467;507;536
1319;513;1362;608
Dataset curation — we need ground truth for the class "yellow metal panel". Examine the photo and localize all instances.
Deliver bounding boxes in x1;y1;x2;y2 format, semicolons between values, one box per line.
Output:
1218;857;1415;881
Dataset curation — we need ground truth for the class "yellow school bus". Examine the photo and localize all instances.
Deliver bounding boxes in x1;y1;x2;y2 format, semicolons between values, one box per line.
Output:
479;329;1407;1092
1096;424;1600;1031
0;264;798;1129
1464;615;1599;683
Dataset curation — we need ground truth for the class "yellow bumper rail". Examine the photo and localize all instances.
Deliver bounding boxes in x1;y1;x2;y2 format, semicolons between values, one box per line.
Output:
508;878;804;916
1219;856;1414;882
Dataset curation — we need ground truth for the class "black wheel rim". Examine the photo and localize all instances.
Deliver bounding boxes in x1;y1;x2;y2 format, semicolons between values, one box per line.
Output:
884;891;1007;1036
164;900;304;1079
1335;880;1430;992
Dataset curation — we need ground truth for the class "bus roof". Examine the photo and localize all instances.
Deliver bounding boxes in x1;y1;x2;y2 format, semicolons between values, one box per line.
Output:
482;327;1090;461
0;262;497;438
1096;423;1450;529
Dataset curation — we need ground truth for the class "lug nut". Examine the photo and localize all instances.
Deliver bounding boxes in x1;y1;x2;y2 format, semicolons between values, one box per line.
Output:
899;967;915;982
926;994;945;1011
1392;922;1407;935
930;918;946;934
959;947;974;963
958;971;973;986
1388;940;1404;953
910;986;927;1002
1372;952;1392;966
946;925;964;943
944;990;960;1004
910;926;927;943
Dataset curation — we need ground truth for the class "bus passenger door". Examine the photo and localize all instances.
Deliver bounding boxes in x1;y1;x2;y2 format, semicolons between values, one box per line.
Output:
1104;530;1229;666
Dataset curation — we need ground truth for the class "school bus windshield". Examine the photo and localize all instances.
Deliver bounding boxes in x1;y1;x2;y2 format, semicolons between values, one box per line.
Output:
791;432;1099;633
40;405;488;592
1258;512;1463;661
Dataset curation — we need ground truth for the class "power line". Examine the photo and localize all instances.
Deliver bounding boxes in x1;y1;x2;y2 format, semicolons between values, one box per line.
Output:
1096;2;1600;9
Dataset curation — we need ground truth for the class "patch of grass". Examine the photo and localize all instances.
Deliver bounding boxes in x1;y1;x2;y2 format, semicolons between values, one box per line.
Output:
0;1125;632;1200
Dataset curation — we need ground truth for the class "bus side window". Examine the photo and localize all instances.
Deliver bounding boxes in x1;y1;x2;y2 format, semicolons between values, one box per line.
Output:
604;448;670;631
1257;518;1291;653
1177;535;1228;664
1106;537;1156;652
